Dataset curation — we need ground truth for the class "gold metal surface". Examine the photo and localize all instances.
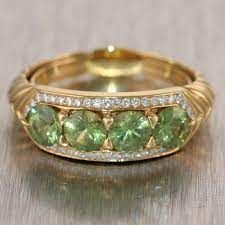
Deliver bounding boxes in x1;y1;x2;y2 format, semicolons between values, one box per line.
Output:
8;46;214;162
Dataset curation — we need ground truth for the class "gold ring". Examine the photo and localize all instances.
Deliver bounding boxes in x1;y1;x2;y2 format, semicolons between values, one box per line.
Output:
9;46;214;162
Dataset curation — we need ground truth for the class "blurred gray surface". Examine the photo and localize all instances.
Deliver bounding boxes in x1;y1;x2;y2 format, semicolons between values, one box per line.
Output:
0;0;225;225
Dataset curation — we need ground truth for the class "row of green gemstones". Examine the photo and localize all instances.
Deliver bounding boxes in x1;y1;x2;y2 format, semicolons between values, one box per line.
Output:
26;104;191;151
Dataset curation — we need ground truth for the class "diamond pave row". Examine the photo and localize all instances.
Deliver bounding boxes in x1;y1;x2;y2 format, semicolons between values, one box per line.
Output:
25;92;194;119
46;145;167;162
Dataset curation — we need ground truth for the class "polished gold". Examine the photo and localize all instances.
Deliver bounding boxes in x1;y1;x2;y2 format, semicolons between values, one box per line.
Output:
8;46;214;162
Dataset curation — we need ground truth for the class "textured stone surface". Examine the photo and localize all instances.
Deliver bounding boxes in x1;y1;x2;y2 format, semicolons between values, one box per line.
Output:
109;111;152;151
63;111;107;151
153;107;190;148
26;105;61;146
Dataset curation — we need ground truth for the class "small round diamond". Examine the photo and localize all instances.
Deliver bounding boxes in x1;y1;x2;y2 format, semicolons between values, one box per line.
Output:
65;97;72;106
175;93;185;104
181;100;190;110
151;96;159;106
122;98;131;108
102;98;113;109
113;98;121;108
113;153;122;161
186;107;194;118
35;93;41;102
48;95;56;104
168;95;175;104
141;97;150;107
83;98;92;108
73;98;82;107
103;152;113;160
40;93;48;102
93;98;102;109
164;95;170;104
57;96;65;105
131;97;141;108
158;96;167;105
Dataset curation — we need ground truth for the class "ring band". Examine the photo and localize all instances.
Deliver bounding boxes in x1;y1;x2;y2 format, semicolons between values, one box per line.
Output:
9;46;214;162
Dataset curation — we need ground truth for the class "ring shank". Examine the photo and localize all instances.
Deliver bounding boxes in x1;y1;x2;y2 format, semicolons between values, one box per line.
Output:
30;47;195;87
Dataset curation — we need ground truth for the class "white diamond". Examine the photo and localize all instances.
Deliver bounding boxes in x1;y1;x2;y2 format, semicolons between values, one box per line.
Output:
134;152;142;158
39;93;48;102
65;97;72;106
175;93;185;103
84;152;92;159
92;98;102;109
73;98;82;107
59;147;66;154
112;153;122;161
30;99;36;107
35;93;41;102
131;97;141;108
113;98;121;108
83;98;92;108
163;95;170;105
48;95;56;103
102;98;113;109
45;95;50;103
168;95;176;104
71;150;79;156
158;96;169;105
67;149;74;156
24;100;36;116
88;153;97;160
122;98;131;108
181;101;189;109
103;152;113;160
159;148;166;153
121;152;131;160
97;153;105;160
141;97;150;107
56;96;65;105
151;96;159;106
75;151;83;158
141;150;150;156
158;97;165;105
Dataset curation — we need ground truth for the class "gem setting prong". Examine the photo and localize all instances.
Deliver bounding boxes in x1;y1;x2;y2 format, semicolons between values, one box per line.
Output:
102;115;114;131
145;110;158;129
145;136;157;149
101;138;113;151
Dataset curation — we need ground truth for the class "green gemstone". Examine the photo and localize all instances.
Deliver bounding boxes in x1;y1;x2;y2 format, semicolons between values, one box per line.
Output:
153;107;190;149
26;105;61;146
63;111;107;151
109;111;152;152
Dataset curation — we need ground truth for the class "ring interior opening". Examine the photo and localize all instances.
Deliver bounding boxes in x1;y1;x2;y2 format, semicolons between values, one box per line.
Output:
29;48;196;92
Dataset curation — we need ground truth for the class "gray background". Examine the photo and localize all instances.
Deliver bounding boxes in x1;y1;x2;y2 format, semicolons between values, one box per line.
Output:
0;0;225;225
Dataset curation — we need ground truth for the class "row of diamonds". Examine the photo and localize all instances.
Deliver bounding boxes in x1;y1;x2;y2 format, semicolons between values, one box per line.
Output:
47;145;167;162
24;92;194;119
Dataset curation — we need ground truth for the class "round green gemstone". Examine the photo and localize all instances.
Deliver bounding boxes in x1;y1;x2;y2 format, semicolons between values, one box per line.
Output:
26;105;61;146
108;111;152;152
153;107;190;149
63;111;107;151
